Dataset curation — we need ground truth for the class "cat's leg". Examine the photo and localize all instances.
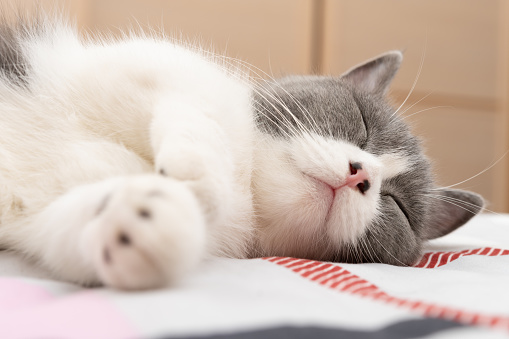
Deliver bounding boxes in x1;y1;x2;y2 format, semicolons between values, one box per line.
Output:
0;175;206;289
150;96;237;232
83;175;207;289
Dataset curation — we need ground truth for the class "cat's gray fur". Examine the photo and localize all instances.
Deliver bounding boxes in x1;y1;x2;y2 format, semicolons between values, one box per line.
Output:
254;54;483;265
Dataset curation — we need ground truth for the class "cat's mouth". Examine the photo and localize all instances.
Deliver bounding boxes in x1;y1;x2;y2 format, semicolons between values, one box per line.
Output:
304;174;340;218
305;169;371;221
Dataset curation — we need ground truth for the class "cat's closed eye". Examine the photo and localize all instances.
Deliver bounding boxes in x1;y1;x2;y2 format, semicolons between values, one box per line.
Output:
383;193;410;223
358;109;369;149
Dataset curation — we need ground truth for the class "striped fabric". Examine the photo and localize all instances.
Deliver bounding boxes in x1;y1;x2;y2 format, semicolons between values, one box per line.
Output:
414;247;509;268
265;247;509;331
0;214;508;338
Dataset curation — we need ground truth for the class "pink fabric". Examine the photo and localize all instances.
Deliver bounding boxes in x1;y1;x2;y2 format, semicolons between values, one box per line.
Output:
0;279;138;339
0;279;53;310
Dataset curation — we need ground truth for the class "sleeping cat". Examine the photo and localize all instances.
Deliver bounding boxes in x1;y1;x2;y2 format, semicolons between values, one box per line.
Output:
0;15;483;289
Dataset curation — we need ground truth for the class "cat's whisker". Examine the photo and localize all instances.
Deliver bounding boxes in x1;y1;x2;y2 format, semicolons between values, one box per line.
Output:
400;105;453;121
253;78;317;137
208;63;303;138
253;103;294;139
421;193;505;218
397;90;435;118
343;242;355;263
391;38;427;118
425;194;482;216
252;86;306;137
255;87;309;136
423;193;481;210
431;150;509;190
210;56;308;137
225;56;322;135
366;237;384;264
357;236;375;263
313;226;331;259
205;51;323;140
216;54;321;136
423;193;483;211
372;218;411;267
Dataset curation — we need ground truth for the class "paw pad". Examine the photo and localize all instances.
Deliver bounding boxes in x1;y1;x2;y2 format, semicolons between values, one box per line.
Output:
118;232;131;246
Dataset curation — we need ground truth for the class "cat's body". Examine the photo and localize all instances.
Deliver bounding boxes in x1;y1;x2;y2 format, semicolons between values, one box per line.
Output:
0;18;255;288
0;16;483;289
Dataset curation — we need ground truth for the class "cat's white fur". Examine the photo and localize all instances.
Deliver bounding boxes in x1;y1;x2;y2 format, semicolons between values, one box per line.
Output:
0;22;254;289
0;20;403;289
253;133;389;259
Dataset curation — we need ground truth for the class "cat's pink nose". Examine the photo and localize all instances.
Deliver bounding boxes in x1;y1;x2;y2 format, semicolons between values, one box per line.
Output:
347;162;371;194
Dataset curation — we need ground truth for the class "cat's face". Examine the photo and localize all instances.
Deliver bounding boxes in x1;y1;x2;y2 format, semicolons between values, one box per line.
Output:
252;51;483;265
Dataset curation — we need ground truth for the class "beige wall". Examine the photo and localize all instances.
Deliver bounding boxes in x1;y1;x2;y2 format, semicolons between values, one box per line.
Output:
20;0;509;212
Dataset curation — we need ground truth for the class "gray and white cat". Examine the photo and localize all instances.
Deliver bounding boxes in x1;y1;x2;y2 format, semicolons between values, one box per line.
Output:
0;16;483;289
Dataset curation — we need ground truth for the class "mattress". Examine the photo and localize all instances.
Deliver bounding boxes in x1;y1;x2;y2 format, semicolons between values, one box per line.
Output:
0;213;508;339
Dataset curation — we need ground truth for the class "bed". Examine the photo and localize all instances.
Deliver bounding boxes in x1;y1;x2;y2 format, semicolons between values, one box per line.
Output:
0;213;508;339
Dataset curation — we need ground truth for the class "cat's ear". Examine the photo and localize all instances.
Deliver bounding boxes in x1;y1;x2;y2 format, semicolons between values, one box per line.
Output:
423;188;484;240
341;50;403;95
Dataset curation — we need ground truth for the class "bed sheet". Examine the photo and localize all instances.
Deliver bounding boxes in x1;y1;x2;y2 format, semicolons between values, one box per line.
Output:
0;213;508;339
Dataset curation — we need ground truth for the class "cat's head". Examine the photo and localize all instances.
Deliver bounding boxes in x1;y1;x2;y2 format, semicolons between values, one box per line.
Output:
252;51;484;265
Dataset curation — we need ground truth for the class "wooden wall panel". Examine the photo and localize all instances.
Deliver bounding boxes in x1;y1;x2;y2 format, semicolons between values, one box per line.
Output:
402;106;501;211
322;0;500;101
322;0;507;211
3;0;507;211
85;0;314;76
3;0;89;28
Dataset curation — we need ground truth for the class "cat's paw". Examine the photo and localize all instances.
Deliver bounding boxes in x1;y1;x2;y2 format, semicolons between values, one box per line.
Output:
156;144;209;180
155;144;233;225
82;175;206;290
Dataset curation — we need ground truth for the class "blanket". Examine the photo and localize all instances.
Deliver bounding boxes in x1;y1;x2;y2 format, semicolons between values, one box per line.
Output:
0;214;508;338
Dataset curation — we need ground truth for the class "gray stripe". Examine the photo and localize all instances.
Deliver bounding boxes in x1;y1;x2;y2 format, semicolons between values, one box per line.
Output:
162;318;465;339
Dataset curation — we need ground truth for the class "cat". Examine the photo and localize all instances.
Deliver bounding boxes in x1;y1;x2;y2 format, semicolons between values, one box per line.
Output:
0;14;483;290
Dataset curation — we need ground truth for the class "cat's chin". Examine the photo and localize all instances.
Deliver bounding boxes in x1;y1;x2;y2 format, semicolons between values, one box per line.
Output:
304;174;337;216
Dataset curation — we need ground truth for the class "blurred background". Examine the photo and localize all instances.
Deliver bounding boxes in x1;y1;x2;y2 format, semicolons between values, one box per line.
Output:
13;0;509;212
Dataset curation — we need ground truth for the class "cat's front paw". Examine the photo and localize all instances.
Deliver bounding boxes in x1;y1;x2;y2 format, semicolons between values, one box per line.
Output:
82;175;206;290
155;144;233;225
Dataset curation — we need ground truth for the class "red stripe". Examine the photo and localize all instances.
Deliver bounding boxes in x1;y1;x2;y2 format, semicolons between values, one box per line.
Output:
448;252;462;264
370;291;388;300
340;279;368;292
409;301;423;310
285;259;310;268
414;253;431;268
292;261;323;273
453;311;469;323
273;257;297;265
285;260;312;271
330;275;357;289
301;263;333;278
471;248;482;255
427;252;443;268
490;317;502;326
384;296;395;304
425;305;441;318
265;257;282;262
375;293;392;302
264;256;509;332
414;247;509;269
436;253;450;267
351;284;377;295
312;266;343;282
321;271;350;285
471;314;480;325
